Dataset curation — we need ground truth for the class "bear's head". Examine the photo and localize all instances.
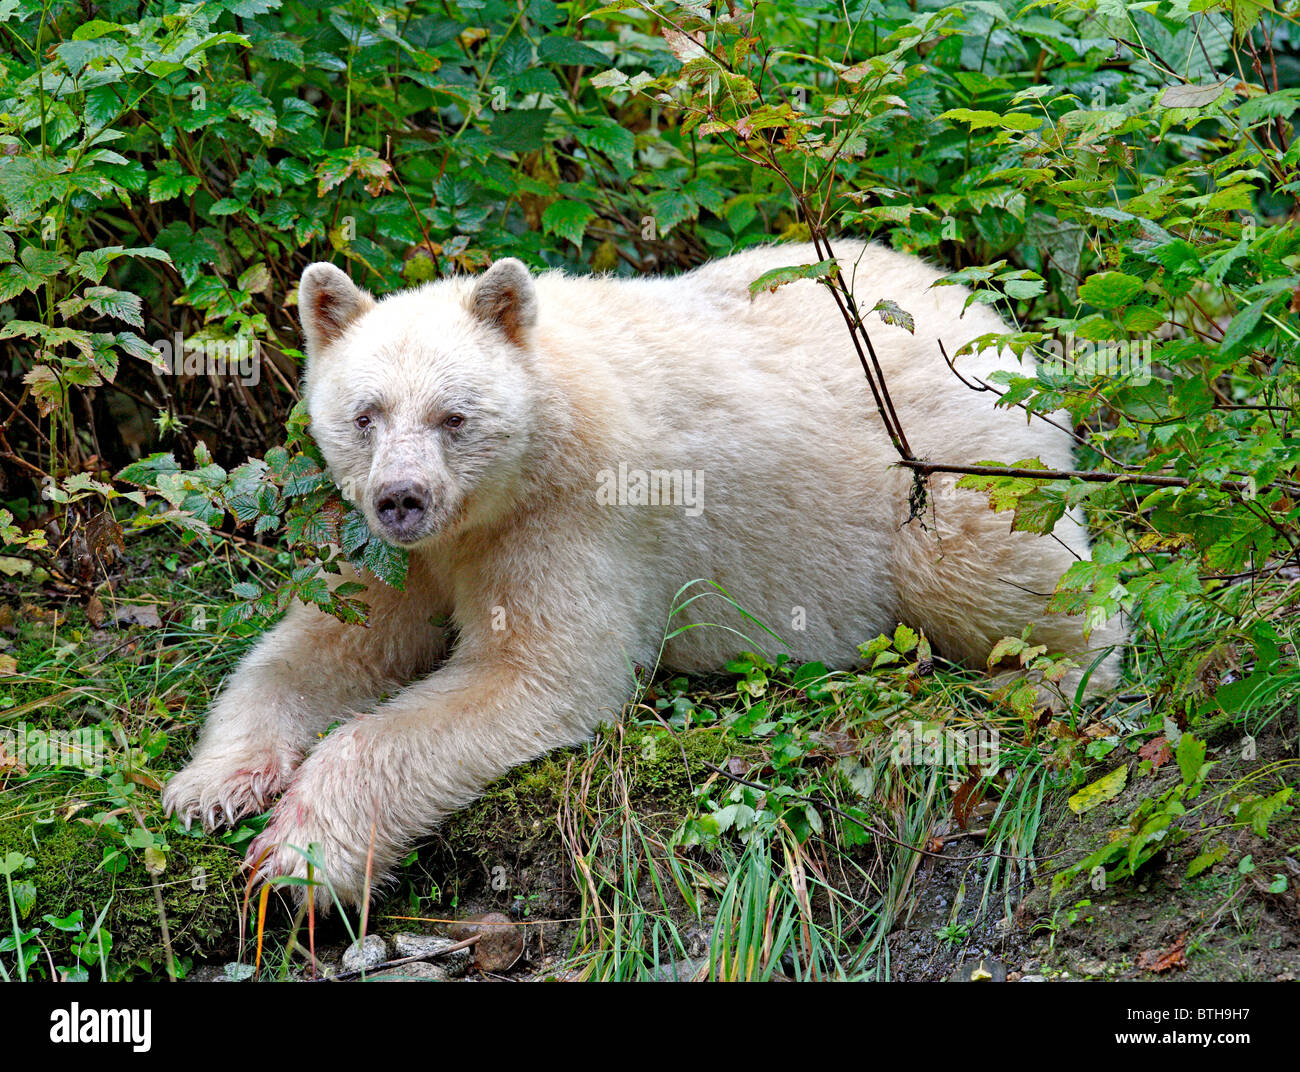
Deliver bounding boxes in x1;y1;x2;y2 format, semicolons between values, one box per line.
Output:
298;259;540;548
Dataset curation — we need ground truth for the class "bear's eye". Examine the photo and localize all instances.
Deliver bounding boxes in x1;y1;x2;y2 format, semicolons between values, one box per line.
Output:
354;414;373;431
443;413;465;429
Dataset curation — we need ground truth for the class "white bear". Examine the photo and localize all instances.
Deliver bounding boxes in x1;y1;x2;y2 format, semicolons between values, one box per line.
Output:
162;240;1124;907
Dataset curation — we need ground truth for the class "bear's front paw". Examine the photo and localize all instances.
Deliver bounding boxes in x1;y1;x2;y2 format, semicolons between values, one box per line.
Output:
243;788;378;911
162;745;298;832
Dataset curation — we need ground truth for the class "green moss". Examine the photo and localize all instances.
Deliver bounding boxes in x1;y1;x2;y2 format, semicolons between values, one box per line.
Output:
438;722;741;851
397;721;754;919
1;720;752;975
0;814;243;979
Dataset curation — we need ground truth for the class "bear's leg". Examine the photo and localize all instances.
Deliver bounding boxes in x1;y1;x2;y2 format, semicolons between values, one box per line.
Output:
244;647;629;909
163;563;450;831
891;488;1124;702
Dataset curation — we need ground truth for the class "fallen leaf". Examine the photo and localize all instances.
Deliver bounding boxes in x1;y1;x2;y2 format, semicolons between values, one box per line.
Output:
1067;765;1128;814
124;770;163;792
20;603;59;625
953;774;985;830
0;653;16;675
809;724;857;757
86;594;107;628
1138;736;1172;769
1137;933;1188;974
0;556;31;577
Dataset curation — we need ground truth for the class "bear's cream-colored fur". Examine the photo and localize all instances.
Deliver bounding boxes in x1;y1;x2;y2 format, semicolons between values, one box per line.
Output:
162;241;1124;907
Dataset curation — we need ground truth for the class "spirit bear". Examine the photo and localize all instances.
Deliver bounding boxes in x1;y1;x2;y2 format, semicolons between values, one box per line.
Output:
162;241;1124;907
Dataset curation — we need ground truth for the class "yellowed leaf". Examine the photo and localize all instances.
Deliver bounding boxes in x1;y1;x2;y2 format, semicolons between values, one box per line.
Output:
1068;765;1128;815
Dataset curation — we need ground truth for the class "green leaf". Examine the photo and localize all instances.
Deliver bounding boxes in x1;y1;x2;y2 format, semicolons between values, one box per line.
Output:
747;260;838;296
1012;489;1066;534
488;108;551;153
589;68;629;89
225;0;281;14
539;35;607;66
941;108;1041;131
645;189;696;233
1176;733;1206;787
1218;296;1271;357
541;201;596;247
576;117;635;166
892;623;918;654
1187;842;1229;878
13;880;35;918
361;538;408;590
1077;272;1144;310
148;161;201;204
230;84;277;139
83;287;144;329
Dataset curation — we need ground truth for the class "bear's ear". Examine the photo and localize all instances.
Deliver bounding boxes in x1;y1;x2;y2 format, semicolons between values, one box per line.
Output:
468;258;537;346
298;263;374;353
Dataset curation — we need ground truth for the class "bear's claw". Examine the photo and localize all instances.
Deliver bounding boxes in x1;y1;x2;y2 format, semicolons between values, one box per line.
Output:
161;750;296;831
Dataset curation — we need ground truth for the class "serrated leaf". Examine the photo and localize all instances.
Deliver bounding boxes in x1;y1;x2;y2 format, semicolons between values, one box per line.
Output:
872;299;914;333
83;286;144;328
1187;842;1229;878
541;201;595;247
1077;271;1144;310
748;260;838;296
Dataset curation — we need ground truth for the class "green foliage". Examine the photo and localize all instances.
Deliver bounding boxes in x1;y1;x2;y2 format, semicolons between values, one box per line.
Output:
114;399;406;623
2;0;1297;660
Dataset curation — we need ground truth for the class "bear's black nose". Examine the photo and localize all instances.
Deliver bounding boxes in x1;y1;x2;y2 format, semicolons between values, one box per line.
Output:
374;482;429;533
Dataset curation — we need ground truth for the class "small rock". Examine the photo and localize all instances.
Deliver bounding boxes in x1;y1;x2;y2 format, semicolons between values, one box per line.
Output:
685;928;710;959
391;933;470;978
113;604;162;628
341;934;390;973
948;957;1007;982
448;912;524;971
182;962;252;982
651;957;707;982
1019;974;1046;982
371;962;456;981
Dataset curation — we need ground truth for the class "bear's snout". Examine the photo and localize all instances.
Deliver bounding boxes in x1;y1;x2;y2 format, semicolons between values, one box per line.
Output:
374;481;431;540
